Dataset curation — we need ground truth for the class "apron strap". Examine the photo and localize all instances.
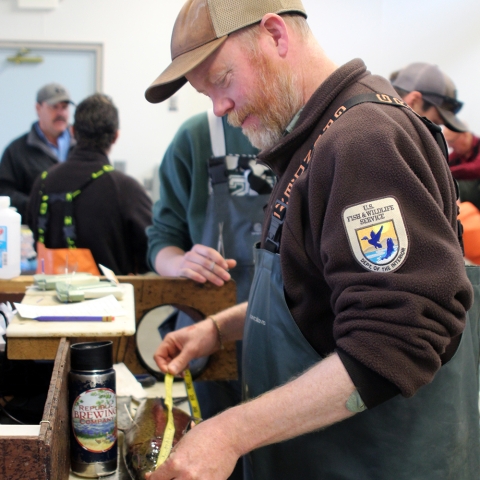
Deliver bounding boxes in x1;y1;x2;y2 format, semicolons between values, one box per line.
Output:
207;110;272;194
207;110;229;185
37;165;114;248
207;109;226;157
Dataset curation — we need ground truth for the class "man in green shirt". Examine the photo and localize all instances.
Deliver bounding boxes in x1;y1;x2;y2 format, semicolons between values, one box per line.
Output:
146;110;273;480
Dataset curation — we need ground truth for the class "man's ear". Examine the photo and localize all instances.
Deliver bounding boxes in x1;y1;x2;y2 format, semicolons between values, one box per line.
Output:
402;91;424;114
259;13;289;57
113;130;119;144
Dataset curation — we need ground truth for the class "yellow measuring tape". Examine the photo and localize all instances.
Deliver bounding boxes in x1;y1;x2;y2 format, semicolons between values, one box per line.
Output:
155;368;202;468
184;369;202;421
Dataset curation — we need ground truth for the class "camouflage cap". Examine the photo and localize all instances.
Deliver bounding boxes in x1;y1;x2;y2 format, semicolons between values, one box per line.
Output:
145;0;307;104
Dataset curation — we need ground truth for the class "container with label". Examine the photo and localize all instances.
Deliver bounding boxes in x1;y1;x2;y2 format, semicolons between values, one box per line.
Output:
69;341;117;477
0;196;21;279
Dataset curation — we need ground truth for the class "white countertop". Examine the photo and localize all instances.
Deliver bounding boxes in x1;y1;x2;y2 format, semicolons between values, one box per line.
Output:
6;283;135;338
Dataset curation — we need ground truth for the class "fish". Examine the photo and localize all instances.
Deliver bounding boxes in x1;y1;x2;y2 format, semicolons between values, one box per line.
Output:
381;237;395;260
122;397;195;480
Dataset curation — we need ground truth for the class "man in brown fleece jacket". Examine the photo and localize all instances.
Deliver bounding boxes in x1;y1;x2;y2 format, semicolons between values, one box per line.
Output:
145;1;479;479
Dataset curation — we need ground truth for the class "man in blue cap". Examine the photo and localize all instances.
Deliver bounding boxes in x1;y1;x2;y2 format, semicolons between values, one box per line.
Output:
145;1;479;479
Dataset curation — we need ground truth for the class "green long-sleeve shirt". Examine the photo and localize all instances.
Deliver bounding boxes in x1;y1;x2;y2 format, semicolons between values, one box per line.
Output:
146;112;259;271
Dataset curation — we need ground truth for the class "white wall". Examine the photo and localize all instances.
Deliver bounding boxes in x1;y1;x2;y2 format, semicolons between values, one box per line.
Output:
1;0;479;187
306;0;480;132
0;0;211;186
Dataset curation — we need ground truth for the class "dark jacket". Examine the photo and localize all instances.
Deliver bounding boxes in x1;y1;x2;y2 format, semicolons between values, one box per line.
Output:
27;148;153;275
258;59;473;408
0;124;76;221
448;134;480;209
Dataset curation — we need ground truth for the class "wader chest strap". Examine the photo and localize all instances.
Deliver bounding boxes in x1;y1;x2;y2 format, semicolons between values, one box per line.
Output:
37;165;114;248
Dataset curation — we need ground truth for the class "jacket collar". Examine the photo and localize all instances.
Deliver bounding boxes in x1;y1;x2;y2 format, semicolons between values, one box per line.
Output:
26;122;76;160
66;147;111;165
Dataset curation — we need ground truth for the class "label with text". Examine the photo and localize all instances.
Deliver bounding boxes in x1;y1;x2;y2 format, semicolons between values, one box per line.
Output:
72;388;116;452
343;197;409;272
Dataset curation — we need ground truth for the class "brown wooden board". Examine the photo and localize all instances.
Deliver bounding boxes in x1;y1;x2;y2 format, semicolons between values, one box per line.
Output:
1;275;238;380
41;337;70;480
117;276;238;380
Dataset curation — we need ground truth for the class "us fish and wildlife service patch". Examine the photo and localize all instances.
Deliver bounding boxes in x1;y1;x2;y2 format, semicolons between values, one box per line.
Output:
342;197;409;273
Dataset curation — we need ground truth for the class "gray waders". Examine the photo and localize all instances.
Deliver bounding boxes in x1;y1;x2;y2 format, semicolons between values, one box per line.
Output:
243;247;480;479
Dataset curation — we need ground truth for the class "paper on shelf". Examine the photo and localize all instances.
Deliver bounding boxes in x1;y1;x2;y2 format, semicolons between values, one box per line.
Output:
14;294;126;319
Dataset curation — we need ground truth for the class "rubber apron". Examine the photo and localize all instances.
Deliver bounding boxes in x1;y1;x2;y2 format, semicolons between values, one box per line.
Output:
201;111;269;303
243;247;480;480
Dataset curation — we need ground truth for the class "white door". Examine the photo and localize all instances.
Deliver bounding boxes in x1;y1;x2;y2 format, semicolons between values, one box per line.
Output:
0;41;102;154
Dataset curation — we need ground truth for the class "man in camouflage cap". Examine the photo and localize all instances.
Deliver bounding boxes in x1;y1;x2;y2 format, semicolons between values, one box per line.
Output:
147;1;479;479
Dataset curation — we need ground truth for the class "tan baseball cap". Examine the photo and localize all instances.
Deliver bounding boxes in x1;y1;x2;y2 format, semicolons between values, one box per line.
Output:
145;0;307;104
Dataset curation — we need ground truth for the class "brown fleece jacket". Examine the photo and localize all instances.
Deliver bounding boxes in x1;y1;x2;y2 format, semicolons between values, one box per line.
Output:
258;59;473;408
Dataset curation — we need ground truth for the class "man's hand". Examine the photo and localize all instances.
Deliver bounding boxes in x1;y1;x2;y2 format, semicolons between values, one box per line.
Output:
154;318;220;375
146;353;357;480
155;303;248;375
145;414;240;480
155;245;236;287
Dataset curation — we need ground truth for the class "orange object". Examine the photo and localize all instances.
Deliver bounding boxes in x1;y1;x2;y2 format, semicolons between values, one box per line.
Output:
36;242;100;275
457;201;480;265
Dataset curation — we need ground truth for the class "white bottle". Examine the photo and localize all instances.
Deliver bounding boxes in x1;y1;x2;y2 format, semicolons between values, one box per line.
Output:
0;196;21;279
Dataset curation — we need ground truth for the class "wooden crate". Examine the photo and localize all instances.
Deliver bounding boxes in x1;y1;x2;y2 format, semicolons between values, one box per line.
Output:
0;338;70;480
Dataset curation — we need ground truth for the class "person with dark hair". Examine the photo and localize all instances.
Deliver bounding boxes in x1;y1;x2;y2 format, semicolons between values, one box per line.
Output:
443;126;480;265
444;127;480;181
27;93;152;275
391;66;480;266
444;125;480;209
73;93;120;152
144;1;478;479
390;62;467;132
0;83;76;221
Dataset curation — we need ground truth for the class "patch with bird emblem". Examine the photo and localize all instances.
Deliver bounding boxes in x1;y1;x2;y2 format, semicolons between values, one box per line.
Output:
342;197;409;272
